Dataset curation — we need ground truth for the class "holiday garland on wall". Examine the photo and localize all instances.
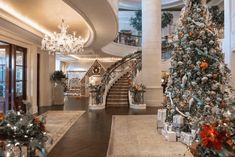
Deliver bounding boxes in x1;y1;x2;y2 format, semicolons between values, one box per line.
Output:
164;0;235;156
130;10;174;32
162;12;174;29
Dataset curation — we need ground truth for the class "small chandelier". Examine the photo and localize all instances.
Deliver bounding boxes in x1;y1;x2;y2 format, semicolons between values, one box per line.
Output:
41;19;85;55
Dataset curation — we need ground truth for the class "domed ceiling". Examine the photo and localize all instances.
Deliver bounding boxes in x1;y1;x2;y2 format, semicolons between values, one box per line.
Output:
0;0;92;43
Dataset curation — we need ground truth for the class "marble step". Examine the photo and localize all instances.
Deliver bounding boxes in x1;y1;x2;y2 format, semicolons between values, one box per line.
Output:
106;104;129;108
109;89;128;92
112;83;129;85
108;95;128;99
111;87;129;89
109;88;129;91
107;98;128;102
108;93;128;96
106;101;129;106
117;80;129;82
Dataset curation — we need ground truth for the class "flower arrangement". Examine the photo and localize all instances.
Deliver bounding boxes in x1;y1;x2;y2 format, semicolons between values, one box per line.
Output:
130;83;146;92
130;83;146;104
191;123;235;157
0;111;51;157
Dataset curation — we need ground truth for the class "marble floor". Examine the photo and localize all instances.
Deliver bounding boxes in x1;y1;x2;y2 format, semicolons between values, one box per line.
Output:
39;97;159;157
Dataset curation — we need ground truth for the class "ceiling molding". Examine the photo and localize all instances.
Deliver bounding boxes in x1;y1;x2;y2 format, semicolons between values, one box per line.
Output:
0;0;94;48
0;17;41;46
63;0;118;51
0;10;43;38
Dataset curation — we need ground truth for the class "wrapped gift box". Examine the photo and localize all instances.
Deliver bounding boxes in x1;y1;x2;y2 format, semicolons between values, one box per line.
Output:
157;109;167;128
173;115;184;128
161;128;167;137
165;130;177;142
180;132;194;145
157;109;167;122
161;122;177;142
175;128;181;138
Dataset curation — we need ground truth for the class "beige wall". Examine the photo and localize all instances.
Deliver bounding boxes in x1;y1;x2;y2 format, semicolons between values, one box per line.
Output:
39;50;55;107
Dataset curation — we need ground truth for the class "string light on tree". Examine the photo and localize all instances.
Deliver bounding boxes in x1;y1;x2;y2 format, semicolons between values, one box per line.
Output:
164;0;235;156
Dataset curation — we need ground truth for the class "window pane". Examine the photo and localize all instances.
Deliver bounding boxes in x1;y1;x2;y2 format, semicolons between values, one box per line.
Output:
16;81;23;96
16;51;23;65
0;49;5;65
0;82;5;97
0;65;5;81
16;66;23;80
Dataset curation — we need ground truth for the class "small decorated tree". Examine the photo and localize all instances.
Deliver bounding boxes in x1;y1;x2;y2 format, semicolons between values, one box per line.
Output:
164;0;235;156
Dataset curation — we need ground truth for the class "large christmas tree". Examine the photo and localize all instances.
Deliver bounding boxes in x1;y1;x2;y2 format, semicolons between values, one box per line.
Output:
164;0;235;156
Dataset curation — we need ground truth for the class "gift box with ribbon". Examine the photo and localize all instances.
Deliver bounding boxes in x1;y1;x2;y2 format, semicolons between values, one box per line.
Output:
157;109;167;128
173;114;184;128
180;131;194;146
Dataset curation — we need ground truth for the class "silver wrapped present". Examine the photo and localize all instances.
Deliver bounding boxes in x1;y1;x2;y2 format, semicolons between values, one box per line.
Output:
173;114;184;128
180;132;194;146
157;109;167;128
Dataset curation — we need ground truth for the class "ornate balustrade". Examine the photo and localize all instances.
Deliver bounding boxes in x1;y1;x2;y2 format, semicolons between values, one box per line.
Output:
89;51;142;109
114;32;142;47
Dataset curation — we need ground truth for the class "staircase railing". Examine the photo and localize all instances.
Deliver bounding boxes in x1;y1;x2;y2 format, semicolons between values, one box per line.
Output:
93;51;142;106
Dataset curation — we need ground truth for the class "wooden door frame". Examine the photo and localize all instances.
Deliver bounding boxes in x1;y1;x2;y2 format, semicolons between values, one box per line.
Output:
0;41;27;112
37;53;40;112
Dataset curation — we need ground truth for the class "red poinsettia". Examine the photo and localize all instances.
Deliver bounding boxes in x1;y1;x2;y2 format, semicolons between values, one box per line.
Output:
200;124;227;150
33;116;46;132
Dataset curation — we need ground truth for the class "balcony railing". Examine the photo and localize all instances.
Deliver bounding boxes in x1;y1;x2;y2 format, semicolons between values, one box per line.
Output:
114;32;174;60
114;32;142;47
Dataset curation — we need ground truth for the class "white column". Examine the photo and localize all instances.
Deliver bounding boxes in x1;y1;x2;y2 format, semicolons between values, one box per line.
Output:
224;0;232;67
28;46;38;113
142;0;163;106
224;0;235;88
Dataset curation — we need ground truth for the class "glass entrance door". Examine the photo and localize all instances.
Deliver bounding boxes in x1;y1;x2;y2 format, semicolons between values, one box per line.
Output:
0;45;9;113
0;42;27;113
14;46;27;110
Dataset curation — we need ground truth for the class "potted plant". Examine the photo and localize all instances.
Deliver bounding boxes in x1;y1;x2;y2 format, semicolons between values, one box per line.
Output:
51;71;67;105
129;83;146;104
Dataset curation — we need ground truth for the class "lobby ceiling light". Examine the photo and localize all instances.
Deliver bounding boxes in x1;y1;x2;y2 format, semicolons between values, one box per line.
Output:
41;19;85;55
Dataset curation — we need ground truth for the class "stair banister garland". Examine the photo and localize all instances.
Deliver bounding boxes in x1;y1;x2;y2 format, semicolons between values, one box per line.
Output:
93;51;142;105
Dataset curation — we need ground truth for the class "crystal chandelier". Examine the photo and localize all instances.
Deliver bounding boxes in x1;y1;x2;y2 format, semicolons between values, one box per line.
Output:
41;19;85;55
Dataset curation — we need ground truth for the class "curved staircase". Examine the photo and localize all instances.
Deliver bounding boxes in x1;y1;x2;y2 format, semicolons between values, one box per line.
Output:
106;73;130;108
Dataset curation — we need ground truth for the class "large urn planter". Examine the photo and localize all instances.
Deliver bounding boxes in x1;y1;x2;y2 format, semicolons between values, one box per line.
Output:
51;71;67;105
52;83;65;105
129;90;146;109
88;85;105;110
